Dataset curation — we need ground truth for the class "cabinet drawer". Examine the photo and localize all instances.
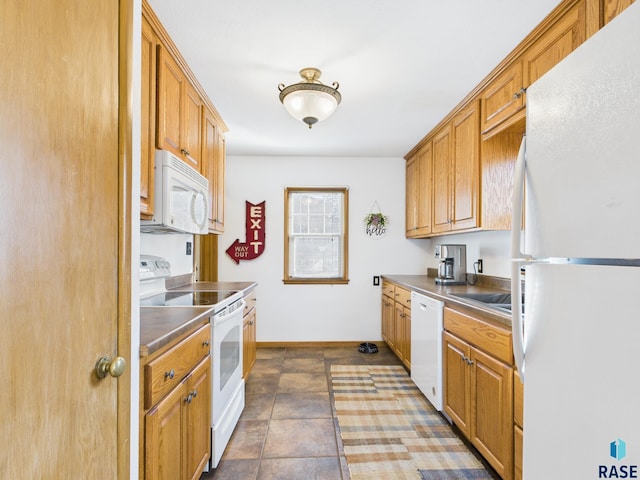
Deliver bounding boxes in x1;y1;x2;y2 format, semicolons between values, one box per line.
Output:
382;281;395;298
144;323;211;408
444;307;512;364
394;286;411;308
243;289;257;317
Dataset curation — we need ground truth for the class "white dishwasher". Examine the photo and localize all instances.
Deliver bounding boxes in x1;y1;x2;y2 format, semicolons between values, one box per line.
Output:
410;291;444;411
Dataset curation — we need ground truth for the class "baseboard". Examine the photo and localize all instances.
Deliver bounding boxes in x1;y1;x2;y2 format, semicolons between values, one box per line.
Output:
256;341;382;348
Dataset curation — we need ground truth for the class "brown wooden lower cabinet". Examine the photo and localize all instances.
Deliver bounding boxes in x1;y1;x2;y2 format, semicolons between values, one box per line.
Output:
145;356;211;480
514;425;523;480
443;308;514;480
242;288;257;379
513;370;524;480
381;290;395;349
393;296;411;370
141;322;212;480
380;281;411;370
243;307;257;379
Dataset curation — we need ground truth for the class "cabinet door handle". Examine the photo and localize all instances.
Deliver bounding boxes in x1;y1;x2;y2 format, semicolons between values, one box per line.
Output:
184;393;193;404
202;339;210;347
513;87;526;99
164;369;175;380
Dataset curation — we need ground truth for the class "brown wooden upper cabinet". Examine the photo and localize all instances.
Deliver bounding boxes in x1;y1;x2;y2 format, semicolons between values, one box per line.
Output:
603;0;635;24
201;108;225;233
480;0;598;138
450;101;480;232
431;124;452;234
157;46;203;171
522;0;593;87
140;15;157;219
405;141;432;237
479;60;524;139
432;101;480;234
403;0;633;239
141;0;228;231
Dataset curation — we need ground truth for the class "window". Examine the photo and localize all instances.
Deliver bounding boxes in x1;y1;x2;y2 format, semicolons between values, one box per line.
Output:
284;187;349;284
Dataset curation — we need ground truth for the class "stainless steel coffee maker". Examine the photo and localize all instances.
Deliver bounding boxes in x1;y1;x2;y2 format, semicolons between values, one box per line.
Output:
434;244;467;285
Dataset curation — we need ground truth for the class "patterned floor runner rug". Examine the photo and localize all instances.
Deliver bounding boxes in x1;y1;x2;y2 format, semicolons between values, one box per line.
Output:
331;365;497;480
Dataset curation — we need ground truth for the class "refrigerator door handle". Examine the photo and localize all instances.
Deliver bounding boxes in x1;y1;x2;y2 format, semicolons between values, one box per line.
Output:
511;261;525;382
511;135;528;260
511;135;527;382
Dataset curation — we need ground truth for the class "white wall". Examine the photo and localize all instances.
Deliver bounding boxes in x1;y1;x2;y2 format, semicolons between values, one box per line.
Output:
218;155;432;342
140;232;195;275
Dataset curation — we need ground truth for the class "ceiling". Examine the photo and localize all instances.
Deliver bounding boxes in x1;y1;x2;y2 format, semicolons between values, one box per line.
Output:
147;0;560;158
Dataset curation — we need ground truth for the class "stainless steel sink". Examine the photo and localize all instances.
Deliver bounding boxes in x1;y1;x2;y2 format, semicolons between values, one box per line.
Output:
451;292;512;304
450;292;523;313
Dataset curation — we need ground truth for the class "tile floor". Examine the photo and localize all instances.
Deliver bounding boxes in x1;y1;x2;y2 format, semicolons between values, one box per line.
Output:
201;343;403;480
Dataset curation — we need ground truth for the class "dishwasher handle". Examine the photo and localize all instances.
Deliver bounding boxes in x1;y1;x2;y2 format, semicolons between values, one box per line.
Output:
411;291;444;311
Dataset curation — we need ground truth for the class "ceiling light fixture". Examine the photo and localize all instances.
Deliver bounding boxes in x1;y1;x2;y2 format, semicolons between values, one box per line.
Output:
278;68;342;129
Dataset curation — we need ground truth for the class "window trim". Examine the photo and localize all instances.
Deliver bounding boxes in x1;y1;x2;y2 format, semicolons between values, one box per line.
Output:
283;186;349;285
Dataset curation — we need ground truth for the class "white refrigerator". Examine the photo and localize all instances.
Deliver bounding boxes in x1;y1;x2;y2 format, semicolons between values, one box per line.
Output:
510;3;640;479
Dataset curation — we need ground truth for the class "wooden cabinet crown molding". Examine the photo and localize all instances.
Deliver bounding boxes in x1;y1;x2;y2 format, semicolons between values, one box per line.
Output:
142;0;227;134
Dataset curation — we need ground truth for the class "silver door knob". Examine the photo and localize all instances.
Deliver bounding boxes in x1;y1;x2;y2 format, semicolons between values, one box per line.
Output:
95;355;127;379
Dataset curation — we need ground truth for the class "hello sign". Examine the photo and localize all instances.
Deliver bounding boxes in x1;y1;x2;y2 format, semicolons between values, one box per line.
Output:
225;201;266;264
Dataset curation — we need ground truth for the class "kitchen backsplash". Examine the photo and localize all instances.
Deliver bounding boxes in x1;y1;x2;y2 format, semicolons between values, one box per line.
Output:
426;230;512;279
140;233;194;276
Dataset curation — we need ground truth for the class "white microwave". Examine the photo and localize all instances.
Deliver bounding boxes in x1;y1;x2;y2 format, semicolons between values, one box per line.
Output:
140;150;209;235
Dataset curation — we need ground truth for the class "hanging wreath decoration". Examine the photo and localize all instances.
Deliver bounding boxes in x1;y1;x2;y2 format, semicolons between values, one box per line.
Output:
364;201;388;238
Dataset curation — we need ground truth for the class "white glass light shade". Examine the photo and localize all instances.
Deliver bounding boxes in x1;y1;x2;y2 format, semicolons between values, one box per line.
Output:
282;89;339;126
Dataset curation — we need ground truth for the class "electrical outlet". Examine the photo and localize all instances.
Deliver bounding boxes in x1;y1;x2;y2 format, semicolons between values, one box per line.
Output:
477;259;483;273
373;275;380;286
186;241;192;255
